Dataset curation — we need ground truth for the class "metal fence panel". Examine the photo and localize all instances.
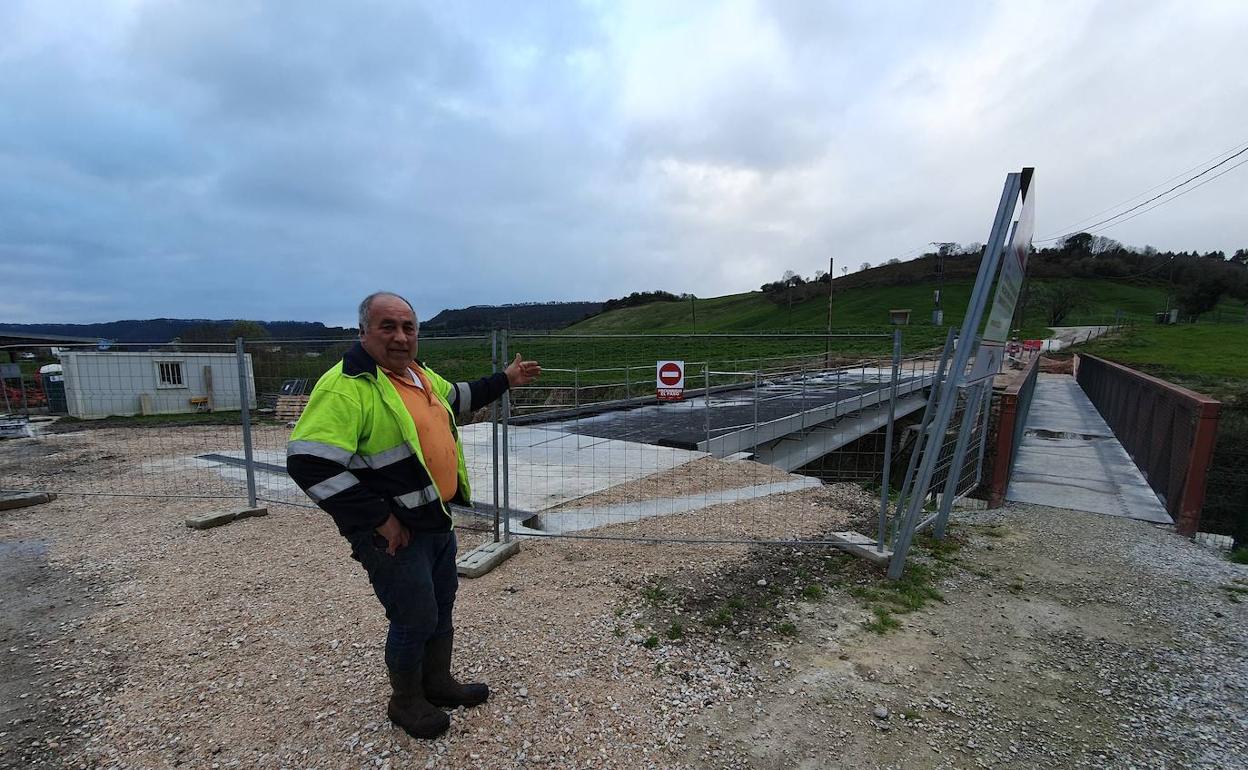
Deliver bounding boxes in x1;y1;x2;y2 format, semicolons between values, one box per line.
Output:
2;331;968;565
498;332;923;547
242;335;500;535
0;342;249;501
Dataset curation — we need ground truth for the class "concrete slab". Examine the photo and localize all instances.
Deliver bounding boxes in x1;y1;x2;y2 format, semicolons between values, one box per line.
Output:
1005;375;1171;524
457;539;520;578
524;477;821;535
825;531;892;566
0;492;57;511
196;426;707;515
186;506;269;530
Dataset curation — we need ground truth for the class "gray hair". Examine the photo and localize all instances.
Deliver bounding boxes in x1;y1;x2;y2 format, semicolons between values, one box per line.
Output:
358;292;418;332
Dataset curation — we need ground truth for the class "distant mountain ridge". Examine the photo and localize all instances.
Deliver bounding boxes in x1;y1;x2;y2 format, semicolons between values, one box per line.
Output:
422;301;602;332
0;319;354;342
1;301;604;342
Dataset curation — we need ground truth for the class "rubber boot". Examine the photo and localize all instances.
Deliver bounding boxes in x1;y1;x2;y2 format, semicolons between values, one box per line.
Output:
387;664;450;739
423;631;489;708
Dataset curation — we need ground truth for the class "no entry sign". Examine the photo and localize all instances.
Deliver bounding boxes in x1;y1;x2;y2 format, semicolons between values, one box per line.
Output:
656;360;684;401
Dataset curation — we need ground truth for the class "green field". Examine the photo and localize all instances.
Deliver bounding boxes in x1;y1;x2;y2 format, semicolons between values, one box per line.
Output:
1079;323;1248;399
245;277;1176;398
569;279;1172;342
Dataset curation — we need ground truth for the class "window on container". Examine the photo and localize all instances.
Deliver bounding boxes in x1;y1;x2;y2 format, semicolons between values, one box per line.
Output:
156;361;186;388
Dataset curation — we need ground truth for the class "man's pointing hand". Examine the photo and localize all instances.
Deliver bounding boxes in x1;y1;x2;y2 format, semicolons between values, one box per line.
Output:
505;354;542;388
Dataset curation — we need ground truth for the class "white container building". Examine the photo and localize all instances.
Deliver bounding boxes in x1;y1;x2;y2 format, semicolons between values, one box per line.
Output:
59;351;256;419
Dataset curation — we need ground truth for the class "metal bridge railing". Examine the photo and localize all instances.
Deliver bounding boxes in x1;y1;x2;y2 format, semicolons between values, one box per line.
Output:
987;353;1043;507
1074;354;1221;535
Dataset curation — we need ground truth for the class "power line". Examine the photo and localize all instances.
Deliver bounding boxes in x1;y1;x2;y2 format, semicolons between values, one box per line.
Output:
1037;138;1248;238
1084;154;1248;237
1037;140;1248;243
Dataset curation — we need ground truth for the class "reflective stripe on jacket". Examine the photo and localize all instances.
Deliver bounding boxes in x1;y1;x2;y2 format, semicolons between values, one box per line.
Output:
286;341;509;536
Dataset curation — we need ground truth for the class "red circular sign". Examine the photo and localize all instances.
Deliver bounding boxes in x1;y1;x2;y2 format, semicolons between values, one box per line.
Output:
658;363;682;386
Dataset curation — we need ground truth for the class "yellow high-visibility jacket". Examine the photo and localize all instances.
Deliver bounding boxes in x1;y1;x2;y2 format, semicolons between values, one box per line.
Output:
286;342;509;535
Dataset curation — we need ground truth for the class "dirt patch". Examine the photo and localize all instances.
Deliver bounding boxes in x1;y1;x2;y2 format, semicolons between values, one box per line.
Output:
1040;356;1074;374
550;457;800;510
0;539;111;770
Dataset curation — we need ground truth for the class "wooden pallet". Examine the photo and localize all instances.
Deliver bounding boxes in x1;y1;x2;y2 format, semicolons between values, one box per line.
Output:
275;395;310;422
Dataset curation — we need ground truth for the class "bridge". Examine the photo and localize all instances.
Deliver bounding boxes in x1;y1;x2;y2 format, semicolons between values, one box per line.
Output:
990;353;1222;536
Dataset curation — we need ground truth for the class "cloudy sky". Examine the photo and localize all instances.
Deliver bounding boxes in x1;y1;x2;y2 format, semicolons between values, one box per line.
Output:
2;0;1246;326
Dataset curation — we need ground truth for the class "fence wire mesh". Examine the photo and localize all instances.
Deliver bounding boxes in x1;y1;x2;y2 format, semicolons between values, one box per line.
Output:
1;342;250;501
242;336;500;535
499;332;948;548
1;331;987;568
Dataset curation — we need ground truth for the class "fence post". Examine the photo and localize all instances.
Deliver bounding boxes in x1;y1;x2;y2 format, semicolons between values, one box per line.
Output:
704;363;711;451
753;369;760;450
235;337;258;509
877;329;902;551
800;364;807;430
501;330;511;542
491;330;500;543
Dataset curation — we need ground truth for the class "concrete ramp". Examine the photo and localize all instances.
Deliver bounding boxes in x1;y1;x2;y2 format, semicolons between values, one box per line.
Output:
1005;375;1172;524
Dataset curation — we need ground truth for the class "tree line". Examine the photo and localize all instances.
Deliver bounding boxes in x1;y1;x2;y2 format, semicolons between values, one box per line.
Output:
760;233;1248;323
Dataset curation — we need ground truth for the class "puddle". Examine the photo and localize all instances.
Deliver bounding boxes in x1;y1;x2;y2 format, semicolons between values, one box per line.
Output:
0;538;49;560
1027;429;1104;441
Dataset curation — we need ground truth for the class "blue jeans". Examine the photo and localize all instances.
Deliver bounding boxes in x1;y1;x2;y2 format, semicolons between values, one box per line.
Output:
347;529;459;671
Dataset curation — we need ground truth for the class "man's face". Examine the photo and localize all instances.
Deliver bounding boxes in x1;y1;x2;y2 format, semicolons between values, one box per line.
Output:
360;295;418;373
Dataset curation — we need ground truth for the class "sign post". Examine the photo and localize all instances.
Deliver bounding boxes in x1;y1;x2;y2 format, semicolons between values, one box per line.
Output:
887;168;1035;579
656;360;685;401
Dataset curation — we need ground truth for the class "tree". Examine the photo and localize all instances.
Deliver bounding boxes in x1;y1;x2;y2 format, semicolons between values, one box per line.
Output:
1036;282;1086;325
226;320;270;341
1091;236;1122;254
1060;232;1094;256
859;262;871;272
180;323;227;343
1176;275;1227;320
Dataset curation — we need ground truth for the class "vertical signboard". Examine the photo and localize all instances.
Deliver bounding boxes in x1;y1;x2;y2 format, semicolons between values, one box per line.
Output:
888;167;1035;580
656;360;685;401
968;170;1035;382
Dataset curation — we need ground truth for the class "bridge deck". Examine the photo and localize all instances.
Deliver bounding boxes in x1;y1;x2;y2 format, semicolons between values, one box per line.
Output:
532;369;928;453
1005;375;1172;524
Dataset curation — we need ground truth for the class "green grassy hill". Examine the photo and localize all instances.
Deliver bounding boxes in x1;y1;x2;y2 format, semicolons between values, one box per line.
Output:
570;278;1174;343
1079;324;1248;397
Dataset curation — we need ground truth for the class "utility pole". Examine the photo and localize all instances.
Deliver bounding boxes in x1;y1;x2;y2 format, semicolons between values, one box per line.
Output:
690;293;696;333
826;256;834;368
826;256;834;334
931;242;955;326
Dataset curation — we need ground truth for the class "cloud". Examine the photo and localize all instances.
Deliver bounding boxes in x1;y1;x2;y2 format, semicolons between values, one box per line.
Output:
0;0;1245;326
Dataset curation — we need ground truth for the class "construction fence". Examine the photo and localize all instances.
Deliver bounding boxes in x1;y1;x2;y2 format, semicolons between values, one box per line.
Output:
1;332;995;573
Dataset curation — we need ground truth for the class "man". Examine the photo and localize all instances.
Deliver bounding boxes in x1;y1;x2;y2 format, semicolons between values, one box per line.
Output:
287;292;540;739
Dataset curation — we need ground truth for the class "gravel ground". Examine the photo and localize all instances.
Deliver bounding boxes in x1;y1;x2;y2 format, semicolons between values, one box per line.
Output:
2;427;1245;770
672;504;1247;770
